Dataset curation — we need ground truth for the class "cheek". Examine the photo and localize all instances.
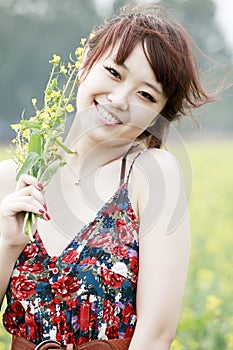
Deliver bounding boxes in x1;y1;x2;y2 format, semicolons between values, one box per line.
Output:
128;105;157;129
76;79;94;109
77;73;106;104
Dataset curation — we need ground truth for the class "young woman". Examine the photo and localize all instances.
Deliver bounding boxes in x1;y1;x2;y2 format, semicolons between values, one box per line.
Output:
0;5;212;350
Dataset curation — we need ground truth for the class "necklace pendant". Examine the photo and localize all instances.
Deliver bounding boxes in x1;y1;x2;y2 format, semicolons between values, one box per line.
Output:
75;180;81;186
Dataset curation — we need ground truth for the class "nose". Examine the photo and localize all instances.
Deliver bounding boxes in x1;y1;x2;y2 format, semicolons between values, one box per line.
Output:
107;89;129;111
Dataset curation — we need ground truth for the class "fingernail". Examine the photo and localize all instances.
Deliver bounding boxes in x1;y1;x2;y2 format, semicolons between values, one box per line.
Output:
37;182;43;190
43;203;47;211
45;212;51;221
38;209;45;215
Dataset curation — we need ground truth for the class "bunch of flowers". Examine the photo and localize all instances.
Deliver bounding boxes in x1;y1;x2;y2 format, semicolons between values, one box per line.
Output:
10;38;87;240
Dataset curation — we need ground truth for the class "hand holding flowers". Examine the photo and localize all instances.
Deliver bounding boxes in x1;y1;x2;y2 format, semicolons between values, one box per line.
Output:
10;38;87;240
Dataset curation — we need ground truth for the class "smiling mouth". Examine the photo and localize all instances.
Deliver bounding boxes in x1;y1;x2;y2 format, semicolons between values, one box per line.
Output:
94;100;123;125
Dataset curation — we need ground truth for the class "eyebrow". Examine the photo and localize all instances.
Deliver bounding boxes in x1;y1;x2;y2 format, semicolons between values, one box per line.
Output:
120;62;164;95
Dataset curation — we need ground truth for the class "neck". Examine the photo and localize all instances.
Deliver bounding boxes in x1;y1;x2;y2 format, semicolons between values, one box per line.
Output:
63;123;137;171
71;139;135;173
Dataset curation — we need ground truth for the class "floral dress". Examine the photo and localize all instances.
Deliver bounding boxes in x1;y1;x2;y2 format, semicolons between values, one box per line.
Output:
3;151;142;346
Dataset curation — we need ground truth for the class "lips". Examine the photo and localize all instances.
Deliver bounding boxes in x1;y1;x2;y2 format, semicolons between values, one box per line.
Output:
94;100;123;126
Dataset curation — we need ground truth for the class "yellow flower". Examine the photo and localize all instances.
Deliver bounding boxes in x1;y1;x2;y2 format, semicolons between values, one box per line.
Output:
54;91;61;98
75;61;81;69
42;121;49;129
32;98;37;107
75;47;84;57
49;112;57;120
11;123;21;131
49;54;61;67
66;104;74;113
60;65;67;74
80;37;87;46
89;32;95;39
22;129;29;139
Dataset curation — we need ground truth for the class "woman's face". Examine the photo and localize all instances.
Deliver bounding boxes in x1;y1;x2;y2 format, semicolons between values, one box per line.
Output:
76;43;167;145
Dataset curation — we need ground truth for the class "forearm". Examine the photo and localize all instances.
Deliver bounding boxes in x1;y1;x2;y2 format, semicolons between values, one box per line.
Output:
128;330;172;350
0;238;21;309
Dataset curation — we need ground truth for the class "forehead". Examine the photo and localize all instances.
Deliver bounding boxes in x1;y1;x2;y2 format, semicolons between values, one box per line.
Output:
100;43;163;87
98;42;153;72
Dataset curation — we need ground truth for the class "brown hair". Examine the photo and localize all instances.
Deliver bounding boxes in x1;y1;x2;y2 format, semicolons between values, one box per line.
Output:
81;5;214;148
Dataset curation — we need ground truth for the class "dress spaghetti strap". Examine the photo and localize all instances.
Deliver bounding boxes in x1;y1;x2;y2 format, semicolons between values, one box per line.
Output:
119;144;147;186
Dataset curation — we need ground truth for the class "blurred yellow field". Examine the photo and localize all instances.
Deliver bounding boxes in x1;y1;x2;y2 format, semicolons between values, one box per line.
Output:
0;141;232;350
173;140;233;350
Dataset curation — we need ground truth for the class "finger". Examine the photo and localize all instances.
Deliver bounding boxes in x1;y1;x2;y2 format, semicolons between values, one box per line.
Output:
1;201;46;218
5;195;44;211
15;174;43;191
1;200;50;222
1;190;50;221
13;185;46;207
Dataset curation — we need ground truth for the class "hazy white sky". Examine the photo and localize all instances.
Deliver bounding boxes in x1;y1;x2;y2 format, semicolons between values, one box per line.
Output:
213;0;233;49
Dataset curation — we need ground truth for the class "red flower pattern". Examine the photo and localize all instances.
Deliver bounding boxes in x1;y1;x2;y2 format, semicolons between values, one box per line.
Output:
12;275;37;300
62;249;79;264
110;245;129;259
19;261;44;274
52;275;79;299
100;268;125;289
3;182;139;346
88;233;116;249
80;256;98;265
23;244;38;260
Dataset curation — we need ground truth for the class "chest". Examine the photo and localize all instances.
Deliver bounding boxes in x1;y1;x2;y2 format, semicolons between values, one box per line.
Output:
37;169;138;257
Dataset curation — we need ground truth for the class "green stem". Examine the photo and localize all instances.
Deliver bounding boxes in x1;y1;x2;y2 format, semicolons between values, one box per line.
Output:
23;212;35;241
44;65;56;108
65;74;78;107
56;67;78;114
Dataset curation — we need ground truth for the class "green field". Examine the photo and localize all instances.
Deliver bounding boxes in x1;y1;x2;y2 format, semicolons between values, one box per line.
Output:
0;141;232;350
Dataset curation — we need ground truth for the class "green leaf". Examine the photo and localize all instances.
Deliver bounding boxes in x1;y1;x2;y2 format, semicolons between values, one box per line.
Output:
22;120;41;129
16;152;41;181
39;159;66;183
28;131;43;155
55;138;77;154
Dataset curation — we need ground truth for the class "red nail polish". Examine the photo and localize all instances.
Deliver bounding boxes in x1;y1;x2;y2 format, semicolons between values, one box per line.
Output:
38;209;45;215
43;203;47;211
37;182;43;190
45;213;51;221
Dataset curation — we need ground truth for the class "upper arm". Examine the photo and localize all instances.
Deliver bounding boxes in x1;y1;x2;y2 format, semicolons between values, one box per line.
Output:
0;159;17;203
135;149;190;340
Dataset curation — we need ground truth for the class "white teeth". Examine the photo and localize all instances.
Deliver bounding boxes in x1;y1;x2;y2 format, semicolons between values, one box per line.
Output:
96;104;120;124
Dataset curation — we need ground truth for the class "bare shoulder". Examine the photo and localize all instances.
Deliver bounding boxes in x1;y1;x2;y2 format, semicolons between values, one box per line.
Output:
149;147;176;160
0;159;17;201
134;148;188;231
135;147;182;189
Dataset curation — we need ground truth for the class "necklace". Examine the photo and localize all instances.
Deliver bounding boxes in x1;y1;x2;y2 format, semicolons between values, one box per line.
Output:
66;144;141;186
66;163;101;186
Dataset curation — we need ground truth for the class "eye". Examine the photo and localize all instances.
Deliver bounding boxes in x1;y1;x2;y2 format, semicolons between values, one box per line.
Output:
104;66;121;80
138;91;156;103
